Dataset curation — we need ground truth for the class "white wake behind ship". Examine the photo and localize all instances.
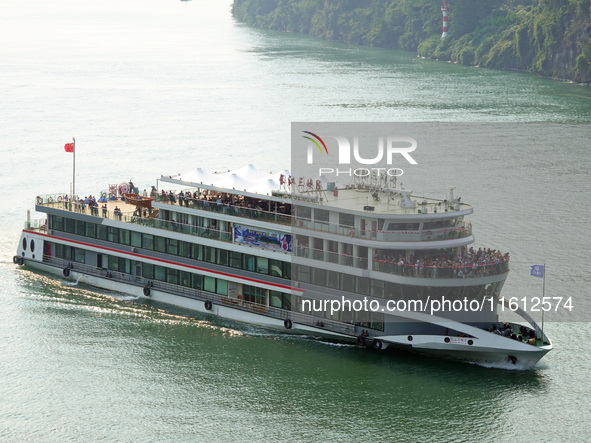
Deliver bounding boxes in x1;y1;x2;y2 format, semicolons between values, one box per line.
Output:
15;164;551;367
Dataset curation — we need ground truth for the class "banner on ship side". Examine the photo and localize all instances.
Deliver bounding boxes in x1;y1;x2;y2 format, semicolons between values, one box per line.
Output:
234;225;292;252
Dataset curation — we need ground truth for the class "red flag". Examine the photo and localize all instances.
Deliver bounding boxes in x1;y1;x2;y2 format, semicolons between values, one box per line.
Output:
64;142;74;153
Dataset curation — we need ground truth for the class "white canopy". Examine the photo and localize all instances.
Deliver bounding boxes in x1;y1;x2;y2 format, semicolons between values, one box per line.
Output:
168;165;293;196
176;168;218;186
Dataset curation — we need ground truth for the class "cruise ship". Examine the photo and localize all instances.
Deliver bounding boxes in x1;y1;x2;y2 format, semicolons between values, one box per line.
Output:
14;164;552;367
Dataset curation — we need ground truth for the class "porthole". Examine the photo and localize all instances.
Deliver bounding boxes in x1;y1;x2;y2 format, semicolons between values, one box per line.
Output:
468;339;474;346
22;238;27;251
30;239;35;253
444;337;450;343
407;335;413;342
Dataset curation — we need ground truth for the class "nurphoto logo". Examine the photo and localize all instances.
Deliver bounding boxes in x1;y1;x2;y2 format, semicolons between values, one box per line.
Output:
301;128;418;178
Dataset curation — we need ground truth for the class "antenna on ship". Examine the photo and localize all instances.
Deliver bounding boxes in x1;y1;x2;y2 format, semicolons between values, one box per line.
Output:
441;0;450;39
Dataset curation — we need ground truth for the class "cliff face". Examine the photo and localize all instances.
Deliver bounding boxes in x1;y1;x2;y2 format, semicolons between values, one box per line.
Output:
232;0;591;84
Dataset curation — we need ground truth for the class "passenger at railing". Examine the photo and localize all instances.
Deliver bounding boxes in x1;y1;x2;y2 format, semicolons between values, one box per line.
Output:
102;203;107;217
168;191;176;204
114;206;122;220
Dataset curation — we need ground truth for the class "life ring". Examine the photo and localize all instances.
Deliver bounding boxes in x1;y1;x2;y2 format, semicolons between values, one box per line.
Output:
63;268;70;277
372;339;383;350
57;196;63;202
284;319;293;329
357;335;366;346
37;197;43;205
205;300;213;311
143;286;151;296
48;197;54;203
349;230;355;238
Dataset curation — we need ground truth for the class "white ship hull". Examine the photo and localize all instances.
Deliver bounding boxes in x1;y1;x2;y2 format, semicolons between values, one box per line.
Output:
17;238;551;368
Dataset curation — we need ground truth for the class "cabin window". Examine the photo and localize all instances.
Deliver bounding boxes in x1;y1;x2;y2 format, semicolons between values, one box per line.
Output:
229;251;242;269
357;277;370;296
64;218;75;234
423;219;455;230
108;255;119;271
130;231;142;248
179;241;191;258
143;264;154;280
341;274;355;292
217;249;228;266
107;227;119;243
192;244;203;261
385;282;402;299
166;268;178;285
167;239;178;256
52;215;64;231
371;280;385;298
312;268;325;286
386;222;419;231
203;246;215;263
270;291;291;310
154;265;166;282
216;279;228;296
256;257;269;274
120;229;130;245
296;206;312;220
191;274;203;290
142;234;154;250
74;248;85;264
179;271;191;287
85;222;96;238
243;254;255;272
296;265;310;283
327;270;339;288
204;276;216;293
339;213;355;227
269;259;284;278
243;285;266;305
97;225;108;241
154;237;166;253
314;209;329;223
75;220;85;236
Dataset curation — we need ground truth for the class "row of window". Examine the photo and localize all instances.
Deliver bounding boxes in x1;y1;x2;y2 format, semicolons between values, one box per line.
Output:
52;243;86;264
47;240;392;331
48;240;294;311
299;296;385;331
49;215;291;280
295;206;459;232
294;264;501;301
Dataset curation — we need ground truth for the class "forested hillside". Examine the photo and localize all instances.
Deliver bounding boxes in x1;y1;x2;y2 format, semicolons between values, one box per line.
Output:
232;0;591;83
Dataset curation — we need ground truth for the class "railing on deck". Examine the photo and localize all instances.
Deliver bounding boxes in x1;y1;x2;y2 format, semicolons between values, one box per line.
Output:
36;197;232;243
37;193;472;243
297;219;472;242
373;259;510;279
153;194;293;226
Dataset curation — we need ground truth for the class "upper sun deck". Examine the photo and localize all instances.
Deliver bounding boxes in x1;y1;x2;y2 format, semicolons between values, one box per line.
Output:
159;164;473;220
293;186;473;218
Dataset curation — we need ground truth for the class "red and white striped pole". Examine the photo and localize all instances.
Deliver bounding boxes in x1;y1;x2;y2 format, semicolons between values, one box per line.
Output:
441;0;449;39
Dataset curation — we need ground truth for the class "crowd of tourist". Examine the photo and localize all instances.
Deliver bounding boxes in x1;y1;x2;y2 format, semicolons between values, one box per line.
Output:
65;194;108;216
156;189;292;217
375;247;510;278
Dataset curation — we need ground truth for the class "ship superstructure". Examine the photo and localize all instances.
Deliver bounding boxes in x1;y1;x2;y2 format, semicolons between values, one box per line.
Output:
15;164;551;366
